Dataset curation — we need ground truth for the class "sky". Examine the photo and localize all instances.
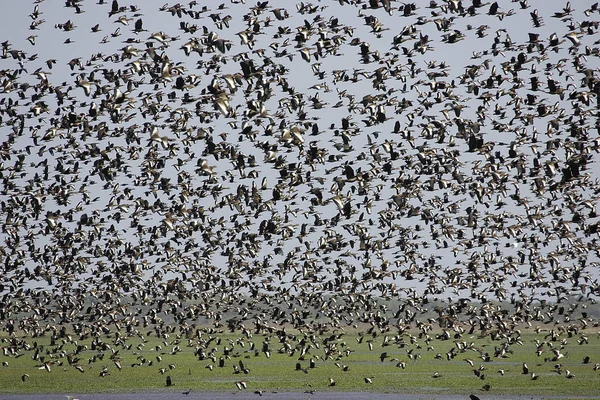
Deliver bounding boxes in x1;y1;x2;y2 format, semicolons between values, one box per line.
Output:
1;0;600;308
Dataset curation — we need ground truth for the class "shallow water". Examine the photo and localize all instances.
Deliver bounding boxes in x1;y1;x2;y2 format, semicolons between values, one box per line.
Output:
2;391;599;400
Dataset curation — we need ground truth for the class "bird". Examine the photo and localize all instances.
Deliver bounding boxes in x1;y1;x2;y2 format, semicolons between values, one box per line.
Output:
530;372;539;380
565;369;575;379
0;1;599;398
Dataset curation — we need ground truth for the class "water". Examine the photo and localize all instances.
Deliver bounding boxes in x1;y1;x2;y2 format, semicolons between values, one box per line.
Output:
1;391;597;400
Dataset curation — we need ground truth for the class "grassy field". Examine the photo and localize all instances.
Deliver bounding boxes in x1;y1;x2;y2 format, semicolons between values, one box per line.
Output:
1;325;599;396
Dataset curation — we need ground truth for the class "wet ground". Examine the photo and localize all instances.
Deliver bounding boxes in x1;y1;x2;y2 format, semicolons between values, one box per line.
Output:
2;391;599;400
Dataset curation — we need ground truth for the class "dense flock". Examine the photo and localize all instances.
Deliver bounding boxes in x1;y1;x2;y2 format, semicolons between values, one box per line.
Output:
1;0;600;393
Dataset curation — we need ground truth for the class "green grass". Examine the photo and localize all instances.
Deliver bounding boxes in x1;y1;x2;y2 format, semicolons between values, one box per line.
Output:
1;326;600;396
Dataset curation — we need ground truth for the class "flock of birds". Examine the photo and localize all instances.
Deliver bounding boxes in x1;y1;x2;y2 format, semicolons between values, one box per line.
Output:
1;0;600;395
